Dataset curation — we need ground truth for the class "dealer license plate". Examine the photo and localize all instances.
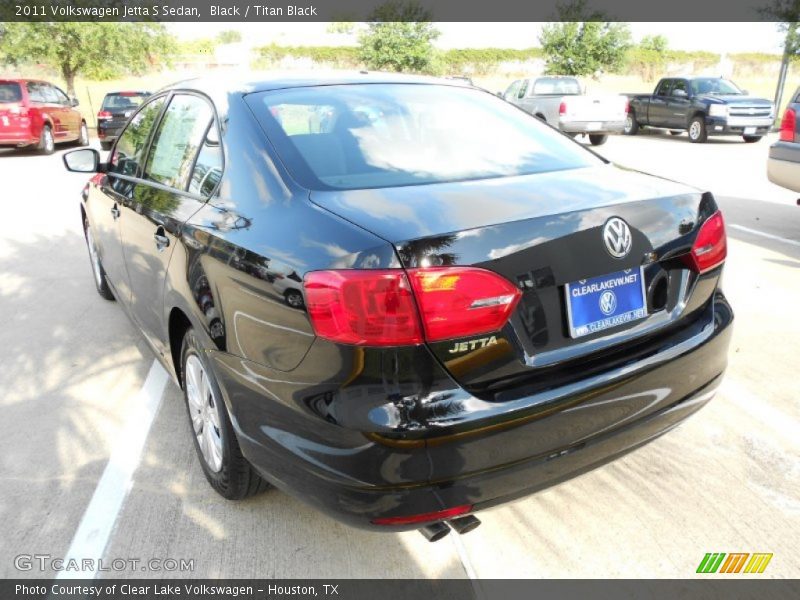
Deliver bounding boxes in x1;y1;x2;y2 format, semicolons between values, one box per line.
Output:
565;268;647;338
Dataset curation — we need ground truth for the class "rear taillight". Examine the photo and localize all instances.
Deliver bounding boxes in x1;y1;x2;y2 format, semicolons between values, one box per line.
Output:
406;267;521;342
97;110;112;121
304;267;521;346
780;107;796;142
683;210;727;274
559;101;567;116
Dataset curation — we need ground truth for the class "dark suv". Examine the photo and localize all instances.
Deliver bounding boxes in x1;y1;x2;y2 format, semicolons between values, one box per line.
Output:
0;78;88;154
96;91;151;150
63;73;732;541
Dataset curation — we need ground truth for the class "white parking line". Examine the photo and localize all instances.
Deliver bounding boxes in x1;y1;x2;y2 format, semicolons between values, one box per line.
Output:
728;224;800;248
56;360;168;580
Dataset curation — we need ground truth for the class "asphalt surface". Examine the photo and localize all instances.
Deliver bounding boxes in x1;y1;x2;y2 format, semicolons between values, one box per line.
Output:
0;131;798;580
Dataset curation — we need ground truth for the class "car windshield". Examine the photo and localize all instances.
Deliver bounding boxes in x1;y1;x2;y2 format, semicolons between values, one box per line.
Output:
690;78;743;95
247;83;602;191
532;78;581;95
0;82;23;103
101;92;150;110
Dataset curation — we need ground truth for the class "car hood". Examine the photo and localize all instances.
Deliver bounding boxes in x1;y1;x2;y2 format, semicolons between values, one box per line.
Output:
697;94;773;106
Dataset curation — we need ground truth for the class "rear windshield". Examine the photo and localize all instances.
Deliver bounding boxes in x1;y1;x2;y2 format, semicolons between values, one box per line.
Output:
246;83;602;191
101;92;150;110
0;82;23;103
532;78;581;95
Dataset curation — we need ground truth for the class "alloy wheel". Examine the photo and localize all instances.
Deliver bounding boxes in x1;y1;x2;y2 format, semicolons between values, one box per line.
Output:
85;225;103;288
185;355;224;472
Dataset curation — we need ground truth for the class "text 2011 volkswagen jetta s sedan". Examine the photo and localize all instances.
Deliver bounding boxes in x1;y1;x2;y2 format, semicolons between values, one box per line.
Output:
64;73;732;541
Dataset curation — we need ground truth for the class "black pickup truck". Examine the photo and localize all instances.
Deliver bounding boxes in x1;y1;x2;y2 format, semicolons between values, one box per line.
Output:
625;77;774;143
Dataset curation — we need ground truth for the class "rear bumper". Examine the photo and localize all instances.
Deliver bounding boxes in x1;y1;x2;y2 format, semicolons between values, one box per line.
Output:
767;141;800;192
0;130;36;146
97;122;125;140
559;119;626;134
215;290;733;531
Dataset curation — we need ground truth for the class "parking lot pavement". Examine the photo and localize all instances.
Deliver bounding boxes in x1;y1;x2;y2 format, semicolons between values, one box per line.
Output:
0;133;798;580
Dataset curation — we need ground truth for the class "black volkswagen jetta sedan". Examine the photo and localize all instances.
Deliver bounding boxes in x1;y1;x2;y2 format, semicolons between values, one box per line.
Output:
64;73;732;540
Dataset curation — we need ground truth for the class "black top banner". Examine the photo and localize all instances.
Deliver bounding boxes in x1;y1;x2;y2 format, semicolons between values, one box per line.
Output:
0;0;793;22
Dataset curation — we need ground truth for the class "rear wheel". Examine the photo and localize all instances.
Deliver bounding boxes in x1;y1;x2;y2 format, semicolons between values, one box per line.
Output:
588;134;608;146
38;125;54;155
181;328;270;500
688;116;708;143
83;217;115;301
623;111;639;135
743;135;763;143
284;289;304;309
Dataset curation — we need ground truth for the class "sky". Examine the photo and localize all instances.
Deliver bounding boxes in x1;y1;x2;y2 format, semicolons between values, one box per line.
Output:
169;22;786;55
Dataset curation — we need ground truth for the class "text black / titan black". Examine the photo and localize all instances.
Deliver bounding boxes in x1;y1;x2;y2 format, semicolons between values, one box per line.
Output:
63;72;732;534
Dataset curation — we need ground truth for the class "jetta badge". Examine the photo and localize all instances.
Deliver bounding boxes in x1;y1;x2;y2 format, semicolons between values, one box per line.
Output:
603;217;632;258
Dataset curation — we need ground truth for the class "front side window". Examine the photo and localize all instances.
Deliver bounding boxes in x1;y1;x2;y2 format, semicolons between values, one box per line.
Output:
517;79;529;99
671;80;689;96
144;94;214;190
49;85;70;105
503;81;520;101
247;83;602;191
109;95;167;178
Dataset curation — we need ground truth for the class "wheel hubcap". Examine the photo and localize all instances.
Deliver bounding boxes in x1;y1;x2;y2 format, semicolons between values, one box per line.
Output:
45;130;53;151
81;124;88;144
625;115;632;132
690;122;700;139
287;293;302;307
185;355;223;472
85;226;103;288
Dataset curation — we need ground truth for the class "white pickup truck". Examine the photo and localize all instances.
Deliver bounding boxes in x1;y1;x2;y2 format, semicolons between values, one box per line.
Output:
502;76;628;146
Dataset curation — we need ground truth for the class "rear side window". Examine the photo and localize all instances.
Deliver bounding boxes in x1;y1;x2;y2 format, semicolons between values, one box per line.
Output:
247;83;602;191
188;128;223;198
109;95;167;178
102;93;149;110
27;83;47;103
0;83;22;103
143;94;214;190
532;77;581;95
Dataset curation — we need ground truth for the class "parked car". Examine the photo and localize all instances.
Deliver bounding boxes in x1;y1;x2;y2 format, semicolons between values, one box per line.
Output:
96;91;151;150
626;77;774;143
503;76;628;146
768;86;800;193
63;73;732;540
0;78;88;154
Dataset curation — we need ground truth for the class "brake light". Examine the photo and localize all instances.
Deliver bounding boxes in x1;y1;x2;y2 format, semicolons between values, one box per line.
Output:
780;107;796;142
97;110;112;120
371;504;472;526
559;101;567;116
304;267;521;346
624;98;630;113
683;211;727;274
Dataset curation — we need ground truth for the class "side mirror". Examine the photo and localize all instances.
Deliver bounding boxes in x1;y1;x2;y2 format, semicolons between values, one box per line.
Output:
672;89;688;98
70;97;80;107
63;148;101;173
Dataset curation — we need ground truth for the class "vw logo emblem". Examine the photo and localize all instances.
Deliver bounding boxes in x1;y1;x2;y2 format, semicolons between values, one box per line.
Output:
599;290;617;315
603;217;632;259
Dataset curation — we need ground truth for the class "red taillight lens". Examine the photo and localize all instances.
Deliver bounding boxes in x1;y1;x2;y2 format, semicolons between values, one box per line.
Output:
371;504;472;526
683;210;727;274
304;270;422;346
780;107;796;142
304;267;522;346
406;267;521;342
559;101;567;116
97;110;112;120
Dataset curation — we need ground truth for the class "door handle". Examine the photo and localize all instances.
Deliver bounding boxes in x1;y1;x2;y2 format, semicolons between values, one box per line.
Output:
153;229;170;251
111;204;120;220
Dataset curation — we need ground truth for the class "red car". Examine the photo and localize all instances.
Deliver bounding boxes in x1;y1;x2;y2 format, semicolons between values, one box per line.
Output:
0;78;89;154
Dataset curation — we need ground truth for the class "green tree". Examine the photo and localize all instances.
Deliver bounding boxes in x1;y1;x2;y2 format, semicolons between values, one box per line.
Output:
0;23;175;97
539;1;631;76
640;34;668;53
217;30;242;44
358;1;440;73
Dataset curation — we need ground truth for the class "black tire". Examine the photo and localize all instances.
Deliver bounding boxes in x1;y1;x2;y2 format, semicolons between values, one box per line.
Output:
743;135;763;143
180;328;270;500
623;111;639;135
669;130;683;136
83;217;115;301
38;124;55;155
100;141;113;151
284;289;305;309
76;121;90;147
688;116;708;143
589;134;608;146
